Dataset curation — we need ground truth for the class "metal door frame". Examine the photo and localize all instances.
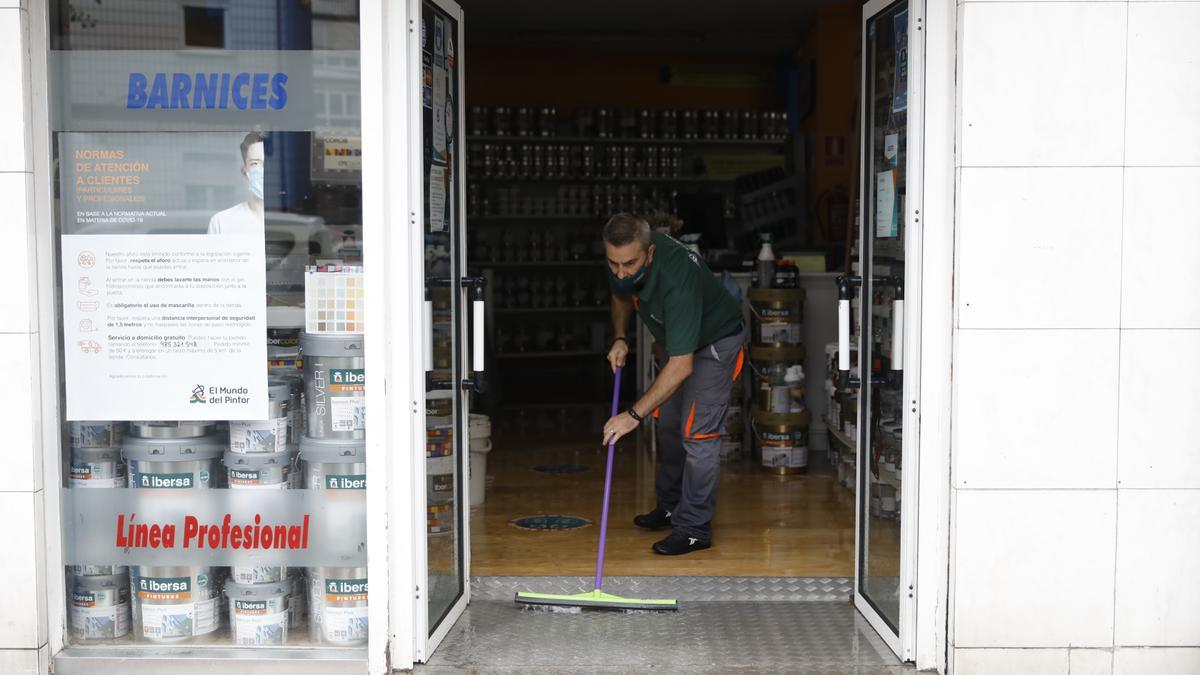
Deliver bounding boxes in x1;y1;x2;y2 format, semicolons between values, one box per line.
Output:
406;0;471;663
854;0;925;662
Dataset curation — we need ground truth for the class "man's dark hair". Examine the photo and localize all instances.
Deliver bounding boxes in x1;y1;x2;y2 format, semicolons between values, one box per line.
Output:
602;213;652;250
240;132;266;163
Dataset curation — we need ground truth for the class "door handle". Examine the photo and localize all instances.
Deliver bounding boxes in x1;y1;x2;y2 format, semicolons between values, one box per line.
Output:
891;280;904;372
462;275;487;393
836;275;861;387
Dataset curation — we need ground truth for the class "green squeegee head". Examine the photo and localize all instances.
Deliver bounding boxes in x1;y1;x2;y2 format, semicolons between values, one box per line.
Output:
515;589;678;612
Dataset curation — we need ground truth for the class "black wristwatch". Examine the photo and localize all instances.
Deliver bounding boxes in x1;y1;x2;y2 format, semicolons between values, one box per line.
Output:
626;407;644;423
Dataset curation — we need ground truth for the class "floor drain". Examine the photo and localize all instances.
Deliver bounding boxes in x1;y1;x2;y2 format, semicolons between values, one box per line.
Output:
509;515;592;531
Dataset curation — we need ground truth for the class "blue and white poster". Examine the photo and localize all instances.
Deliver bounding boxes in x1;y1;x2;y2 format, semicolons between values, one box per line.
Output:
892;10;909;113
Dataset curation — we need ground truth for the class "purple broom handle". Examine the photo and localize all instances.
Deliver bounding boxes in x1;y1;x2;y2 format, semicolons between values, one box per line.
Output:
594;365;623;590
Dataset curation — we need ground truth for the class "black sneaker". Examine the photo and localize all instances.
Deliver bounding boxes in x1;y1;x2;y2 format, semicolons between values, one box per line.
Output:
633;508;672;530
652;532;712;555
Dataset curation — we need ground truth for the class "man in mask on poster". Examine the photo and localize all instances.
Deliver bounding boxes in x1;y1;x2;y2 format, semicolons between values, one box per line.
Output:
208;132;265;235
601;213;746;555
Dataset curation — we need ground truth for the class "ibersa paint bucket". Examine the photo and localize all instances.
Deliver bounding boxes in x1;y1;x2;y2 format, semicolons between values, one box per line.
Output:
229;379;292;454
751;406;811;475
224;580;290;646
225;448;293;584
128;420;216;439
301;332;365;440
123;434;224;490
69;447;126;489
69;572;131;641
749;346;806;413
748;287;805;348
301;437;365;491
69;421;124;449
131;565;221;643
308;567;367;646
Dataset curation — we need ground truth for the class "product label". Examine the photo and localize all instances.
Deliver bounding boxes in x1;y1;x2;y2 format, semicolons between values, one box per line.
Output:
761;322;801;344
330;369;365;392
136;472;196;489
232;603;289;645
324;474;366;490
69;462;125;488
140;601;195;640
323;605;368;644
227;468;287;489
330;396;366;432
70;600;131;640
232;565;286;584
229;418;289;453
138;576;191;600
71;423;119;448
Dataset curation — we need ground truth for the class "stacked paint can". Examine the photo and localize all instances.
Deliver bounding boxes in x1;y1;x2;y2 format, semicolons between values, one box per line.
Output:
426;391;454;534
299;332;367;646
123;423;225;643
747;285;809;474
67;421;132;641
301;437;367;646
221;376;300;644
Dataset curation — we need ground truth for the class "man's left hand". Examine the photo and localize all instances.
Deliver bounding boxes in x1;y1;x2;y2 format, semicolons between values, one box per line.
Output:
602;412;639;447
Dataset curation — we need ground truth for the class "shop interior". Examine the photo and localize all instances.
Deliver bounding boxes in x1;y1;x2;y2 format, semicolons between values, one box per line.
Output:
453;0;903;619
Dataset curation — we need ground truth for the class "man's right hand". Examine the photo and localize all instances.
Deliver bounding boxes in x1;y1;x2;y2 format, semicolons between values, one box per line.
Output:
607;339;629;373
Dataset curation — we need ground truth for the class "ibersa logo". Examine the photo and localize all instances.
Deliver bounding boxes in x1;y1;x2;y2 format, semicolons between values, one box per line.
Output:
190;384;206;404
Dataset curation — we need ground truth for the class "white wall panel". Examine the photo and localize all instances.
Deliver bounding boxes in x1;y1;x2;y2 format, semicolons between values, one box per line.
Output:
1124;4;1200;166
958;168;1122;329
954;490;1116;647
1121;168;1200;329
954;647;1068;674
960;3;1126;167
1118;330;1200;488
1114;490;1200;646
955;330;1118;488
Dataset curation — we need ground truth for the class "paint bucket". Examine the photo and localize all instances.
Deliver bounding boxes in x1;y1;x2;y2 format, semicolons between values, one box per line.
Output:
225;580;290;646
69;564;128;576
131;566;221;643
427;502;453;534
301;332;365;440
427;453;455;506
229;379;292;454
751;406;811;475
308;567;368;646
748;288;805;348
224;448;292;584
69;421;124;449
129;421;216;439
69;572;131;641
277;374;305;446
69;447;126;489
300;437;366;491
123;435;223;489
468;414;491;507
749;346;806;413
287;569;307;631
267;327;301;360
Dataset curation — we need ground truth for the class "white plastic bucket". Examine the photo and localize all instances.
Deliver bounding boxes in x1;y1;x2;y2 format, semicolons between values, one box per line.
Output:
468;414;492;507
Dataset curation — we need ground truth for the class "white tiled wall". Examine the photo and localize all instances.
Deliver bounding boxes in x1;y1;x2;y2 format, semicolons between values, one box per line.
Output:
0;1;46;670
952;0;1200;671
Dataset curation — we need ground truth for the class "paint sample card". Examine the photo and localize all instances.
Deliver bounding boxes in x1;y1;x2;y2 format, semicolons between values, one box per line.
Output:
429;165;447;232
304;265;365;334
61;234;267;421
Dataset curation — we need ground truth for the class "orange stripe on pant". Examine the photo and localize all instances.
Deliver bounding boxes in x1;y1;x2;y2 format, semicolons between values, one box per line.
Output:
684;401;723;440
731;347;745;383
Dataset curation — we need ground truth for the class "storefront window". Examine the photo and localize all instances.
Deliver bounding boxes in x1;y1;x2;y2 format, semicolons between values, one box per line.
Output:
49;1;367;652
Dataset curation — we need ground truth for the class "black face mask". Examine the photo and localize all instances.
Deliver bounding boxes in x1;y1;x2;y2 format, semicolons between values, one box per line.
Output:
609;261;649;294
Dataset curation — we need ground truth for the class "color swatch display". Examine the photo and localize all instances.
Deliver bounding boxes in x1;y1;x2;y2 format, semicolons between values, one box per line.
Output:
304;265;365;334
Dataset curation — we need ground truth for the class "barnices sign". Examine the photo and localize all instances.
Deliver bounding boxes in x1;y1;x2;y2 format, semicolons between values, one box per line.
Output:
126;72;289;111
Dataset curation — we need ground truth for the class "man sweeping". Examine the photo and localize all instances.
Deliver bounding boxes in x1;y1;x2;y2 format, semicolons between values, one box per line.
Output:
600;213;745;555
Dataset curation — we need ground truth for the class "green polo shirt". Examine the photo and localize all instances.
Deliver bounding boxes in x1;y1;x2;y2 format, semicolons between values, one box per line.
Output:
612;231;743;356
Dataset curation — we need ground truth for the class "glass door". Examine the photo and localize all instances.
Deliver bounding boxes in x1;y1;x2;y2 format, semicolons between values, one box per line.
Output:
855;0;914;658
419;0;472;659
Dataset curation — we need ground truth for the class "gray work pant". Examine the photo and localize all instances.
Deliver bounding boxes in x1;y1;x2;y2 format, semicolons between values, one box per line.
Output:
654;330;746;541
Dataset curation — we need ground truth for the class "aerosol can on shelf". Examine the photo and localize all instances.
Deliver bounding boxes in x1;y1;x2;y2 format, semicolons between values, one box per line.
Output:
755;233;775;289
